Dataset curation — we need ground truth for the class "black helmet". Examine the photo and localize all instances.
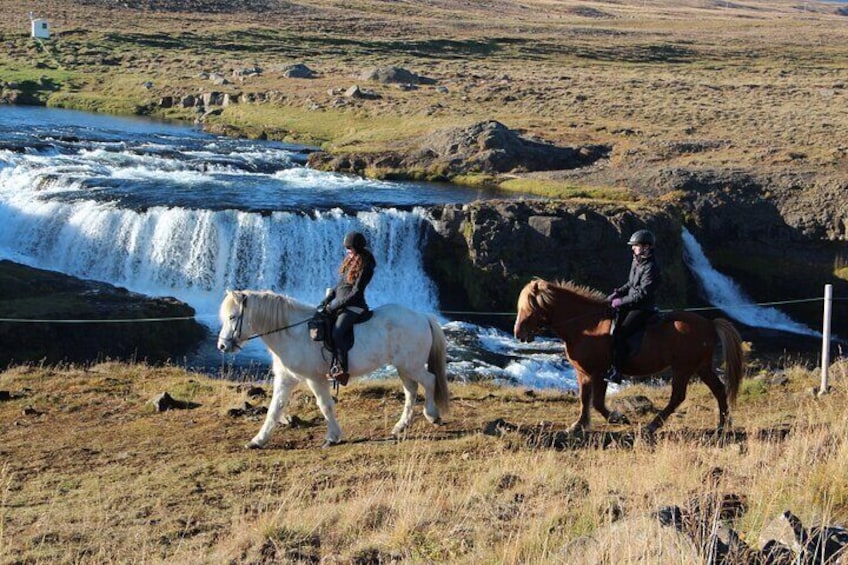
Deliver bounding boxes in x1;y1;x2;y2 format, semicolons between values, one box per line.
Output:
627;229;655;246
343;231;367;251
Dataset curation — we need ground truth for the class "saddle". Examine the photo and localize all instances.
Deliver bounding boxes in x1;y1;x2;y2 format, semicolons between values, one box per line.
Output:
611;309;664;361
308;308;373;364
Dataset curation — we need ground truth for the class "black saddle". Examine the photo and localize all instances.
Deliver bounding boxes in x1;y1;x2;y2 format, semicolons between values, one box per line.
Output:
308;308;373;351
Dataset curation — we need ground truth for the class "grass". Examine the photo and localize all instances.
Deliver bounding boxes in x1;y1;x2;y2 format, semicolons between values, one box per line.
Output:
1;359;848;562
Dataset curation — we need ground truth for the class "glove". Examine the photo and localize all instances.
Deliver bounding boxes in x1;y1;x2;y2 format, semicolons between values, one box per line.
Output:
611;298;623;309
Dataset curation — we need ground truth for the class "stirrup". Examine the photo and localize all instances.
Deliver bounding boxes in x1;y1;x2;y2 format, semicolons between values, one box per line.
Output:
327;361;350;386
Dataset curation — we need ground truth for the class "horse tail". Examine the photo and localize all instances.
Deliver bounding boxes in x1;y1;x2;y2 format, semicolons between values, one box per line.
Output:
714;318;744;407
427;315;450;415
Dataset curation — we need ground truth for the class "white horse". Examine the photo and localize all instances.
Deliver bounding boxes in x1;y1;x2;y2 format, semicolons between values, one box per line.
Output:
217;290;450;448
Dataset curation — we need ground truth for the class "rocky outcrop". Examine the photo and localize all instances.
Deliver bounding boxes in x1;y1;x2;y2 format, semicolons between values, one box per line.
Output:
423;200;685;316
638;168;848;332
0;260;206;365
308;121;610;180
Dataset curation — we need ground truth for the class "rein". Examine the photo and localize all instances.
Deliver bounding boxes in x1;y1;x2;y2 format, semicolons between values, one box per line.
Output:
246;318;311;341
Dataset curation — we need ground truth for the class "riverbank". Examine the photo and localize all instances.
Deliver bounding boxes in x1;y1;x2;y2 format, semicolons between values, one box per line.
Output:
1;361;847;562
2;0;847;193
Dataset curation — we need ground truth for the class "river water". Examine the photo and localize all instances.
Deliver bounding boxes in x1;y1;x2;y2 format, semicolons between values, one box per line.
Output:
0;106;823;387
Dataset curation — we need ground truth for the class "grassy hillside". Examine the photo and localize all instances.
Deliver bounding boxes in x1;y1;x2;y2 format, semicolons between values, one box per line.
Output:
1;360;847;562
2;0;847;186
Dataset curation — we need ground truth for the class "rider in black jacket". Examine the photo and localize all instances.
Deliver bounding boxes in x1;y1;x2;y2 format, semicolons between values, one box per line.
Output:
606;229;661;383
319;231;376;385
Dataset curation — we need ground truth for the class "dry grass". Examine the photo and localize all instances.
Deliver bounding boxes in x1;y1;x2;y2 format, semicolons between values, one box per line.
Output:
1;359;847;563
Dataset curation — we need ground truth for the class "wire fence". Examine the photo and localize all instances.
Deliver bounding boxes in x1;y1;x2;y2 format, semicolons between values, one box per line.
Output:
0;295;844;324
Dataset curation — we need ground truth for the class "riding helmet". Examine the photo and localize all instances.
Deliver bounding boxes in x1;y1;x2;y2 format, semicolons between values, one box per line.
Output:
343;231;367;251
627;229;656;246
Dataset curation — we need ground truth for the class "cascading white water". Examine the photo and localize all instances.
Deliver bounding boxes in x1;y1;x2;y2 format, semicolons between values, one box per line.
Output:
682;228;819;337
0;161;439;320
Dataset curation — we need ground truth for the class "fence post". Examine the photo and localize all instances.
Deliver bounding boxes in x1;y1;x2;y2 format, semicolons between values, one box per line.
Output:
819;284;833;395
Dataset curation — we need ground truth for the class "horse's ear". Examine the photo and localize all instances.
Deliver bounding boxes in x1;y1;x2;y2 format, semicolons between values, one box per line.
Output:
530;279;540;293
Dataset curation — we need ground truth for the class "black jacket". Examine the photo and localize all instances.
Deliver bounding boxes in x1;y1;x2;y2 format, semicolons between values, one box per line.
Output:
326;251;376;312
614;251;661;310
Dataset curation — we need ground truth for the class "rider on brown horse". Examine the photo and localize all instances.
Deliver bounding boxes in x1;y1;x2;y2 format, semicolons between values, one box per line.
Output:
606;229;661;384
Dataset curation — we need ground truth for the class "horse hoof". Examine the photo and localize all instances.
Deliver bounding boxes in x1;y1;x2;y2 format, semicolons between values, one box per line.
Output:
321;439;341;448
245;441;264;450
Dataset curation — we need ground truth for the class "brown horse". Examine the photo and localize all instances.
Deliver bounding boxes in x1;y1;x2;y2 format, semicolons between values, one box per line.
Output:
513;278;744;436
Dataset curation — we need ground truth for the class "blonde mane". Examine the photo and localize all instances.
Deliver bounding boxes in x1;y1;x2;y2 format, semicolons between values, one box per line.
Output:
226;290;311;333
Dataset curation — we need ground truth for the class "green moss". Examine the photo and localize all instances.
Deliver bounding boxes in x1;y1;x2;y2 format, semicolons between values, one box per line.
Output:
452;173;499;187
498;178;632;201
47;91;149;115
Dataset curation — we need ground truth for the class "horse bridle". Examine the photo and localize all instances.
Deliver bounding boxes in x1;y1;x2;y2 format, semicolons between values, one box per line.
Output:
223;294;312;349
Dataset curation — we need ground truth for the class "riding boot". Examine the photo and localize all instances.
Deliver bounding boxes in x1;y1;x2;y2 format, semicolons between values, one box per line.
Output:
606;344;623;384
329;350;350;386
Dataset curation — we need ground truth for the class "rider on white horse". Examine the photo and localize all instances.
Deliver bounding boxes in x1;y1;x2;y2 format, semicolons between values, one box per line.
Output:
318;231;376;385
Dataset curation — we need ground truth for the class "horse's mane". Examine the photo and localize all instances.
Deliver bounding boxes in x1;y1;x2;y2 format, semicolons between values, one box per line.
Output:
522;278;607;312
230;290;311;331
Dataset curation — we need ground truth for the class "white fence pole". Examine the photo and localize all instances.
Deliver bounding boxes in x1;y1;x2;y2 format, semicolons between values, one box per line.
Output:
819;284;833;395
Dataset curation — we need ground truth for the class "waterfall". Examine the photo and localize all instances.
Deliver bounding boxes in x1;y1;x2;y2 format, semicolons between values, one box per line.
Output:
0;196;439;321
682;228;819;337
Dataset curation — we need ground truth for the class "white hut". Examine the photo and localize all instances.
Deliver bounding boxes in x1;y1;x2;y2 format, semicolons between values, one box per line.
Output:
31;18;50;39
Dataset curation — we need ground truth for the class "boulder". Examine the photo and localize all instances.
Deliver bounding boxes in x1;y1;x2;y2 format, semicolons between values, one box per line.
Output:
308;120;610;179
0;260;206;365
358;66;435;85
282;63;315;79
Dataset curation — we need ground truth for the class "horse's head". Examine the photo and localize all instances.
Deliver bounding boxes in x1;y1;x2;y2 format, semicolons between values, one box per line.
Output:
218;290;248;353
514;279;550;342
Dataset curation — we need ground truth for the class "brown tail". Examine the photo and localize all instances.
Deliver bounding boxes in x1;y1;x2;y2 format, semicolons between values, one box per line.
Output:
427;316;450;414
714;318;744;406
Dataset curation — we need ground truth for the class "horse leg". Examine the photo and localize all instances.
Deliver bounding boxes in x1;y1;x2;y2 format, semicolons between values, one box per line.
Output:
248;363;298;449
645;373;689;436
304;376;343;447
412;367;441;426
698;364;731;432
391;372;420;436
588;376;630;425
568;373;593;433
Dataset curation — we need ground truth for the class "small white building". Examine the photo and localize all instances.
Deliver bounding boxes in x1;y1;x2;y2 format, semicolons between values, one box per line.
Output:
31;18;50;39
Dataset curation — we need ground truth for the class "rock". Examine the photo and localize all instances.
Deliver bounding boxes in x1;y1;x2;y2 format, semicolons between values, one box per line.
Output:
149;392;196;412
614;395;656;416
344;85;380;100
227;401;268;418
233;65;262;78
0;260;206;365
245;386;267;399
358;66;435;85
282;63;314;78
415;120;607;174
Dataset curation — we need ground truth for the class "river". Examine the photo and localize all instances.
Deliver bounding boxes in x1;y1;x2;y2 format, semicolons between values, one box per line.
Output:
0;106;824;387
